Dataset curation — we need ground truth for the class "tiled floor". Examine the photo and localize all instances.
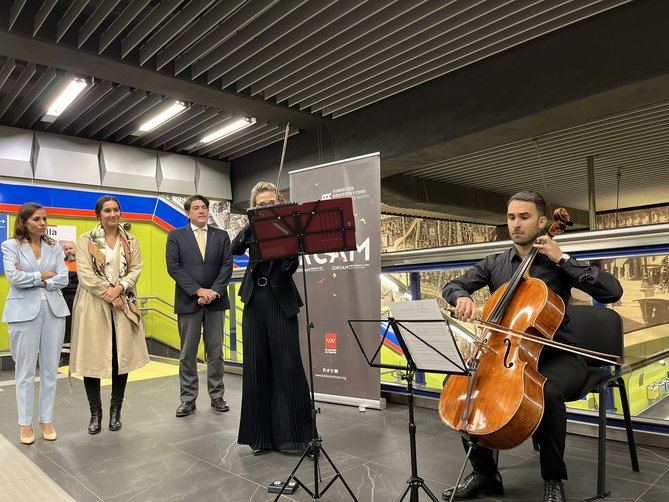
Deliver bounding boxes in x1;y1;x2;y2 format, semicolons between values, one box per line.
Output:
0;368;667;502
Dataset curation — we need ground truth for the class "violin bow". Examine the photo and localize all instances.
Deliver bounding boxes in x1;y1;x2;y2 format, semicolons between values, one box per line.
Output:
444;307;620;365
275;123;290;201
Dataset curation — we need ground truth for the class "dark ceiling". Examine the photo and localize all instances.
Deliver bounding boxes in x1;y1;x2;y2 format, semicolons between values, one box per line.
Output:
0;0;632;162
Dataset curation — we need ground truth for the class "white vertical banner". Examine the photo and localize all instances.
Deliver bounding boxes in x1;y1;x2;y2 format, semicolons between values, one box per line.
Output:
46;225;77;246
290;153;382;408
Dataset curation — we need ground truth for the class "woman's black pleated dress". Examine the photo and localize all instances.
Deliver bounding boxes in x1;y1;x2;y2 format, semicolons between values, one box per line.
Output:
237;260;312;451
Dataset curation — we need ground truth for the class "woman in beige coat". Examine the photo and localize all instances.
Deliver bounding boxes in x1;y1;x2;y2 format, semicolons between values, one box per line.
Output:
70;196;149;435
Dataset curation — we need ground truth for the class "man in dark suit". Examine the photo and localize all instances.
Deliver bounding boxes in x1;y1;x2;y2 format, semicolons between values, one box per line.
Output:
166;194;233;417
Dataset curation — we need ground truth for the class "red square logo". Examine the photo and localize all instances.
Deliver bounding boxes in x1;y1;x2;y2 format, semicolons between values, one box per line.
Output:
325;333;337;354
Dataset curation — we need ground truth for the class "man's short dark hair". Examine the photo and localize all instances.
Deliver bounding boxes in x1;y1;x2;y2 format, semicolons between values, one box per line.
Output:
184;194;210;212
507;191;547;217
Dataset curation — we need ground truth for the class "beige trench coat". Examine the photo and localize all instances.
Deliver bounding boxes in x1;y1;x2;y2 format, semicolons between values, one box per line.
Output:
70;230;149;378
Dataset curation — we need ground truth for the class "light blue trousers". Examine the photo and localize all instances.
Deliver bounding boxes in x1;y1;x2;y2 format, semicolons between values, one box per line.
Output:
9;301;65;426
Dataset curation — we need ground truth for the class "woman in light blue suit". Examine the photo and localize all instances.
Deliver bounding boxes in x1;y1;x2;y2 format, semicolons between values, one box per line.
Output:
2;203;69;445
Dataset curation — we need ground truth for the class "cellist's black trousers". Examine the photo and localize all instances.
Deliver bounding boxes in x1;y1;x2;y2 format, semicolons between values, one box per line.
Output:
463;350;588;481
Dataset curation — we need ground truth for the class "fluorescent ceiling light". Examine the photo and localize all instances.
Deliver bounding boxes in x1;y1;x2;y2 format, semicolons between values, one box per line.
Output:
42;77;88;122
200;117;256;143
137;100;187;132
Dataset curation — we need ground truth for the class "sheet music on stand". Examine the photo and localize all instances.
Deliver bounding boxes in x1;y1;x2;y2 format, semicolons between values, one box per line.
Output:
388;299;468;374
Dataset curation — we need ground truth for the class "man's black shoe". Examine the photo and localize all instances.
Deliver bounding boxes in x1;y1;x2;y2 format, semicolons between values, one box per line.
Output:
543;480;566;502
176;401;196;417
441;472;503;500
211;398;229;412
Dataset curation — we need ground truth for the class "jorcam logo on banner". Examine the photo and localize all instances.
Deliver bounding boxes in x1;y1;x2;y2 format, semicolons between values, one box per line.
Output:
290;153;381;408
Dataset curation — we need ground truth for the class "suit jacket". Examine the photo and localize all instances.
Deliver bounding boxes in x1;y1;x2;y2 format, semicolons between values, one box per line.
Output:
1;238;70;323
166;225;233;314
231;223;303;318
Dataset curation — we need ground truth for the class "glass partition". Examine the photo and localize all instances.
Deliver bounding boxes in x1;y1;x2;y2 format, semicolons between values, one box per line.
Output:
380;224;669;430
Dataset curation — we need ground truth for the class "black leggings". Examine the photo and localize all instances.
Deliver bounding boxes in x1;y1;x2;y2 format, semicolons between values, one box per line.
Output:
83;324;128;409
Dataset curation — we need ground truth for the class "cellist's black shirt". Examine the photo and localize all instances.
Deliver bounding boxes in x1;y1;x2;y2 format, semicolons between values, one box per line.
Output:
442;247;623;347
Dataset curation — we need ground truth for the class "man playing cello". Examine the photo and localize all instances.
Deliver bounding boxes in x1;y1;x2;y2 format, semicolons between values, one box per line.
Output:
442;191;623;502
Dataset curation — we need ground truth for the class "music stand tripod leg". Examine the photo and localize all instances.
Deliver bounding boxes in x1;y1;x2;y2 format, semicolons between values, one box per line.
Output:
275;254;357;501
449;443;475;502
397;369;439;502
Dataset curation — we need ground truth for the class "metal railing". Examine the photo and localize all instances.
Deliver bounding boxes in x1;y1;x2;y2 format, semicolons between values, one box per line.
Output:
137;295;243;357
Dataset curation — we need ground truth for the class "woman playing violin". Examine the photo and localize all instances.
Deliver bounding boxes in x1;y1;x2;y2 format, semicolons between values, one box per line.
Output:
441;191;622;502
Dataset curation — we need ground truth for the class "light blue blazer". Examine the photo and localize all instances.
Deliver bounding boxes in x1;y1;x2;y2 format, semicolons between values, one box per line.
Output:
2;238;70;323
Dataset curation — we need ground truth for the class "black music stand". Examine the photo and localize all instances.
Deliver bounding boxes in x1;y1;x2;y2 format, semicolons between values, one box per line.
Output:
248;198;358;501
348;316;469;502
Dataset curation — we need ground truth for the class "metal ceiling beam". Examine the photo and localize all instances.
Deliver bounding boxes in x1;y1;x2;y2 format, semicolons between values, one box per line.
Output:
139;0;217;66
9;66;57;124
0;62;36;119
0;57;15;90
121;0;183;59
0;29;316;130
52;79;113;132
411;113;669;179
98;92;163;140
227;129;298;160
155;0;245;71
99;0;151;53
203;0;321;84
298;0;510;110
251;1;424;98
57;0;89;43
83;88;148;136
33;0;59;36
67;84;130;135
326;0;632;118
238;0;391;93
173;0;276;75
221;126;290;157
79;0;123;48
277;0;480;103
220;0;360;90
9;0;28;30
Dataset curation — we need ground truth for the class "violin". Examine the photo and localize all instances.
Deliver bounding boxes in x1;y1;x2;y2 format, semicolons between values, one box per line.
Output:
438;208;618;450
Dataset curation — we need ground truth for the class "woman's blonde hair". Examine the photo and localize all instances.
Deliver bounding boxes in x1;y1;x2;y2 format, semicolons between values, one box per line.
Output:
249;181;284;207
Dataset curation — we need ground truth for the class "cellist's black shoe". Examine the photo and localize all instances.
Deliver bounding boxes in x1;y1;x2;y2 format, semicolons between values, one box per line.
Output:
543;480;566;502
441;472;503;500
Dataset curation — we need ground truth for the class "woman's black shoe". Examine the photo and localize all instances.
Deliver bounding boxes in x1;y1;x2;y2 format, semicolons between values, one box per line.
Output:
252;447;271;456
109;404;122;431
88;408;102;435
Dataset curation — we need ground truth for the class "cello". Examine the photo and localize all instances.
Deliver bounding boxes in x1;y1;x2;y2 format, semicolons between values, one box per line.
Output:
439;208;619;451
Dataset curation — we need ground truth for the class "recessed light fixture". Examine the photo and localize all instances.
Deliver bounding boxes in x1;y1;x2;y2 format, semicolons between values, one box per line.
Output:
137;100;187;133
200;117;256;143
42;76;89;122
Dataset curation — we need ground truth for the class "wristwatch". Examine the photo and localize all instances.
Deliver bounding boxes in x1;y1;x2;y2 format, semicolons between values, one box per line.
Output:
558;253;571;267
